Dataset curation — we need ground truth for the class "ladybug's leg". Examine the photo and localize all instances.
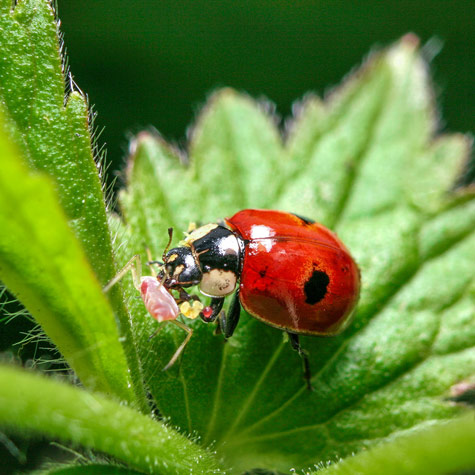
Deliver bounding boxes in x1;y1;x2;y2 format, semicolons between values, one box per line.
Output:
200;297;224;323
177;287;202;304
287;332;313;391
219;288;241;339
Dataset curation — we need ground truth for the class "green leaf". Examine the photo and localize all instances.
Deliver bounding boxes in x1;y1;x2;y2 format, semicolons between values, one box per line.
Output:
189;89;284;218
0;0;110;284
118;35;474;473
279;52;390;227
314;414;475;475
0;365;222;475
41;464;143;475
0;108;135;402
0;0;147;409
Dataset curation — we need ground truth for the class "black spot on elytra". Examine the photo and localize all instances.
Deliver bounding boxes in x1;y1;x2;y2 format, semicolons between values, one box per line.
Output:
292;213;315;225
304;270;329;305
259;268;267;278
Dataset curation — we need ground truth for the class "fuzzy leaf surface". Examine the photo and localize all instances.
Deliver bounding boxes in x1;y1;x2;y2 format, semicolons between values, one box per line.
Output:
316;414;475;475
0;109;135;401
118;36;474;473
0;0;111;283
0;365;222;475
45;466;143;475
0;0;147;408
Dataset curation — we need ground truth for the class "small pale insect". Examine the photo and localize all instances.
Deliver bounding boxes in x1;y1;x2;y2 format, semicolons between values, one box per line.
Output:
140;276;179;322
104;239;203;370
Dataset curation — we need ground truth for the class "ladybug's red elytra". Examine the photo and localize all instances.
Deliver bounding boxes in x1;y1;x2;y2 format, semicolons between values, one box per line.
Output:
156;209;360;387
105;209;360;387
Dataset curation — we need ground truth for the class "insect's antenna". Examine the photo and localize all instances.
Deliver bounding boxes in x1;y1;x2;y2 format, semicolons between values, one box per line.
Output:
162;227;174;261
147;260;164;266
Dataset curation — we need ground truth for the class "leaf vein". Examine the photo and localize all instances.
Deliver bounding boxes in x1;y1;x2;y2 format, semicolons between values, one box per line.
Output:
331;83;389;230
203;339;229;445
222;339;286;441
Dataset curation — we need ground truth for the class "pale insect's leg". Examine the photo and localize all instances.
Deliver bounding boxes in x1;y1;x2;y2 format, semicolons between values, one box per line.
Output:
145;247;170;290
162;319;193;371
147;321;166;342
145;247;158;277
105;250;192;370
103;254;142;292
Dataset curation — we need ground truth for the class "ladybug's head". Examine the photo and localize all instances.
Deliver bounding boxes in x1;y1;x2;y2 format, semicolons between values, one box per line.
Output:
161;246;202;288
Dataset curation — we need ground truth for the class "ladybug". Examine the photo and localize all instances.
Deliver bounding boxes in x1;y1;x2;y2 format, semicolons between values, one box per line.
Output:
158;209;360;387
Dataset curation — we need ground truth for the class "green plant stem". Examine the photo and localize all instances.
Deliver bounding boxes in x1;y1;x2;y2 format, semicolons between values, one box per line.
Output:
0;365;225;475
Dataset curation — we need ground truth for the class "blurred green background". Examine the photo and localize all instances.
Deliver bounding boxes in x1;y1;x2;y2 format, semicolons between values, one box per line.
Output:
1;0;474;471
57;0;474;182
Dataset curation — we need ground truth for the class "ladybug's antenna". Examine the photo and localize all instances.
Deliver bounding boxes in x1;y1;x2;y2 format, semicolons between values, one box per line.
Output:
162;227;174;261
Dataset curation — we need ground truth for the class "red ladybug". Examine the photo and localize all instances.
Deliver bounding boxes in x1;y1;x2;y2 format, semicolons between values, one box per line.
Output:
158;209;360;387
